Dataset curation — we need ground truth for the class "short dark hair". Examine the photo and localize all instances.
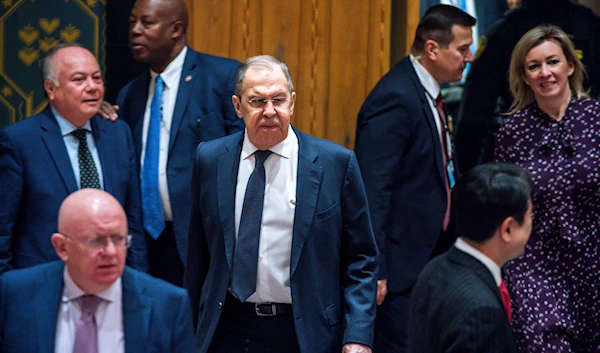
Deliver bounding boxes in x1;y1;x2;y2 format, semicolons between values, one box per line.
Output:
453;163;533;243
412;4;476;52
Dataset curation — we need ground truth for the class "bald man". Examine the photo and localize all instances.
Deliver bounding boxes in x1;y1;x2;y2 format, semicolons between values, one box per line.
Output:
101;0;243;286
0;189;195;353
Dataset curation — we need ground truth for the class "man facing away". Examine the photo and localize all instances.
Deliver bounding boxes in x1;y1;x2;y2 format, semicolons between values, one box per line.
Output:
354;5;475;352
0;43;147;275
407;163;532;353
184;55;378;353
0;189;195;353
100;0;244;286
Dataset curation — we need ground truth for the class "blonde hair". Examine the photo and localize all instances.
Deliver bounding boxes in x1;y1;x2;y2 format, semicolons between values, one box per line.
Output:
507;25;587;115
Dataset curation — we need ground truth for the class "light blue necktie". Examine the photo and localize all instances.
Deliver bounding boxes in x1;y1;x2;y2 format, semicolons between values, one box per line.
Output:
141;75;165;239
230;150;272;302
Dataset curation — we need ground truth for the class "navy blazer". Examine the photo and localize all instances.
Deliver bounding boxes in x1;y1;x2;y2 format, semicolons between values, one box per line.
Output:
0;261;196;353
355;56;453;292
0;107;147;273
184;127;379;353
407;246;519;352
116;48;243;263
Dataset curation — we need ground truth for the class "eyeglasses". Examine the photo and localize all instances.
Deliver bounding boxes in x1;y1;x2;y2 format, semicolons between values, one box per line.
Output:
62;233;132;253
246;96;288;109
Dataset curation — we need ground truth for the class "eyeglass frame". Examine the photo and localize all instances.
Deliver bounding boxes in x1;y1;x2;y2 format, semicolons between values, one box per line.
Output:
61;233;132;253
239;95;290;109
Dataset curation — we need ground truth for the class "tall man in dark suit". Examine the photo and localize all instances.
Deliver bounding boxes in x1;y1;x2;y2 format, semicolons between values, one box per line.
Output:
0;44;147;275
105;0;243;286
354;5;476;352
101;0;244;286
184;55;378;353
407;163;532;353
0;189;195;353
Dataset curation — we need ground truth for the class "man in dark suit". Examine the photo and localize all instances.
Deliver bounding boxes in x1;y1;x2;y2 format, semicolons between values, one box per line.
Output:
0;44;147;275
354;5;476;352
407;163;532;353
0;189;195;353
184;55;378;353
103;0;243;286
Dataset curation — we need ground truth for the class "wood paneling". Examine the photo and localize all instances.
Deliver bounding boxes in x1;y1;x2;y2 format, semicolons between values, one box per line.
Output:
185;0;391;149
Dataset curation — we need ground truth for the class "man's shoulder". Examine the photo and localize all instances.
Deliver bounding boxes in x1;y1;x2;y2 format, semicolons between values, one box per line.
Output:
190;49;240;69
2;109;49;136
1;261;63;289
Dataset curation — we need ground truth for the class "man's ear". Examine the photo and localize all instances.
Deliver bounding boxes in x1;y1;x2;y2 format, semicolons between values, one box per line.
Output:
424;40;439;61
51;233;69;261
172;20;185;39
498;216;516;243
44;80;56;101
232;95;243;119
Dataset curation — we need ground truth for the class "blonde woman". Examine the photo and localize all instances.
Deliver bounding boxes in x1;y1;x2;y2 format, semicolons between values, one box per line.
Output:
494;25;600;352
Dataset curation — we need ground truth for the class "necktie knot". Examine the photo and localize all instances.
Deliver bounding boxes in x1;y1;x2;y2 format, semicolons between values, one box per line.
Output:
155;75;164;94
435;94;444;112
254;150;272;167
72;129;88;141
79;295;102;316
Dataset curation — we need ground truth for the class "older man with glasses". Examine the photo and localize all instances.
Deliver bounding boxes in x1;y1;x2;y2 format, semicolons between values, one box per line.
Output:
0;189;196;353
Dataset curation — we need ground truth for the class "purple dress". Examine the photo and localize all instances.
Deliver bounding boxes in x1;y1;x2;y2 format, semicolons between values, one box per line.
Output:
494;97;600;352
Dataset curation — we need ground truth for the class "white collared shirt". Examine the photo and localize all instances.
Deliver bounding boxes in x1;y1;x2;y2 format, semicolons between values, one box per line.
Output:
140;45;188;221
454;237;502;286
409;54;452;157
234;125;298;303
55;268;124;353
52;106;104;189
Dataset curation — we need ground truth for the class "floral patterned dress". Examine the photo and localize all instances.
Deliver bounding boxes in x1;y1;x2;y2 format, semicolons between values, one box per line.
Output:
494;97;600;352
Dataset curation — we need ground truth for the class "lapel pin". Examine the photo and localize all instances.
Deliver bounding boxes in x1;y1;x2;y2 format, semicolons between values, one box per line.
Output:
185;75;192;82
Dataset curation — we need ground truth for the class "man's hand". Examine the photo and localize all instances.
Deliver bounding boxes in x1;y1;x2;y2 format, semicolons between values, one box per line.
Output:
342;343;372;353
377;279;387;305
98;101;119;121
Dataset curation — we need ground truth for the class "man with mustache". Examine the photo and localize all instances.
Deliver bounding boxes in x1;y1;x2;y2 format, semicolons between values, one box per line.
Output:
0;44;147;274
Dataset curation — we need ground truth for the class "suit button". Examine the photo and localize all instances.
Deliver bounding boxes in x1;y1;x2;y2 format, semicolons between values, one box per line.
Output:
218;302;223;310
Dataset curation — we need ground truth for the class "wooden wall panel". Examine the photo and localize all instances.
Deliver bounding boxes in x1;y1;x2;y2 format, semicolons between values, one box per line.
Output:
186;0;391;149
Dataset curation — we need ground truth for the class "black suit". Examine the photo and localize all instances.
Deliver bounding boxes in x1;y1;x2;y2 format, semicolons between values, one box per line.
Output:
408;246;518;353
355;56;456;352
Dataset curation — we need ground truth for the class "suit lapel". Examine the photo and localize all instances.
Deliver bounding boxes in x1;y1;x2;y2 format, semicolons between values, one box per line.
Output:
290;129;323;276
90;117;112;192
40;108;78;194
218;135;243;271
122;268;151;353
447;246;504;306
36;262;64;353
128;73;150;158
169;49;195;153
403;59;447;187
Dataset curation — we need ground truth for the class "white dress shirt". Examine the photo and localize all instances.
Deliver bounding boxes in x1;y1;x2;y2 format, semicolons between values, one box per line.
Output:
52;106;104;189
140;46;188;221
234;125;298;304
55;269;124;353
454;237;502;286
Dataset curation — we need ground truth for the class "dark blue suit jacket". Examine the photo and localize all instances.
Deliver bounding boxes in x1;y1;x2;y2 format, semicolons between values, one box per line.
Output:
0;261;196;353
184;127;379;353
116;48;243;263
355;57;453;292
0;107;147;274
407;246;518;352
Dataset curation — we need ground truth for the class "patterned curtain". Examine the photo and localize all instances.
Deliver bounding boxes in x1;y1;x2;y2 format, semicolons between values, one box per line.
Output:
0;0;106;128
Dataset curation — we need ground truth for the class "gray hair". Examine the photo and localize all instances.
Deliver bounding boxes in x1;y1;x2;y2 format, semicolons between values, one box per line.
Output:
235;55;294;96
41;43;87;86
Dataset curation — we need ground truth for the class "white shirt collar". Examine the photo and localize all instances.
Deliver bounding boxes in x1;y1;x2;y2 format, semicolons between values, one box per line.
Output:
241;124;297;161
62;266;122;304
454;237;502;286
150;45;188;89
51;106;93;137
409;54;441;100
